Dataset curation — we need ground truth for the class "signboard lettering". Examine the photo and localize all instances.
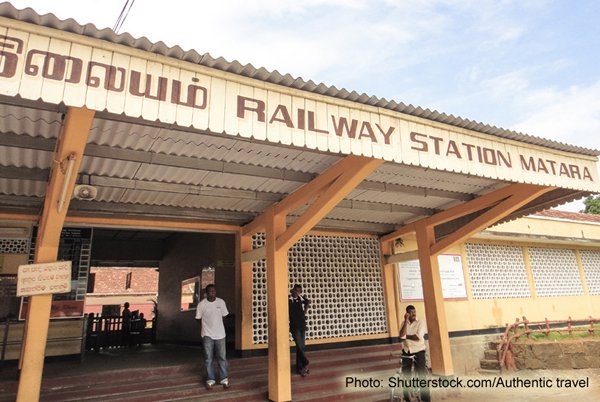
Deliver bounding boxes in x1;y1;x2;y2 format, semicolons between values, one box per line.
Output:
16;261;72;297
1;26;598;192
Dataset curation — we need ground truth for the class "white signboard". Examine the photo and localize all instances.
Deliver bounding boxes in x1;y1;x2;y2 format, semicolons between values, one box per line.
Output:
17;261;72;296
437;254;468;299
398;254;467;301
398;259;423;300
0;23;598;192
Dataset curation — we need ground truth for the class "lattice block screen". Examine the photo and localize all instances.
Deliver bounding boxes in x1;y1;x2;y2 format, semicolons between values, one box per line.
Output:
580;249;600;295
251;234;387;344
465;243;530;299
529;247;583;297
0;239;29;254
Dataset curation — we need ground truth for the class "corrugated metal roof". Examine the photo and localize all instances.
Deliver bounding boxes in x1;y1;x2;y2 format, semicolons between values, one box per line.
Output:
1;2;597;157
88;117;341;173
347;190;452;210
367;165;496;194
0;145;53;169
0;103;62;139
0;177;46;197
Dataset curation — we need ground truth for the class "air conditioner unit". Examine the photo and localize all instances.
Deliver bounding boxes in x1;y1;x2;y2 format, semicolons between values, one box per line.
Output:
73;185;98;201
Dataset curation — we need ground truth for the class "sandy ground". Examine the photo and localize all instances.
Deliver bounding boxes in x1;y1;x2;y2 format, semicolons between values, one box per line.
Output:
430;368;600;402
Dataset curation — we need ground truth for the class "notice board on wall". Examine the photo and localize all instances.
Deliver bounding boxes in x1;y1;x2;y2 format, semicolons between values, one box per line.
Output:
398;254;467;301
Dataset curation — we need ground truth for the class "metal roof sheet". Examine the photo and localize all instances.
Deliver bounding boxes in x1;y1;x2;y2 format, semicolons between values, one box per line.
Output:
0;103;61;139
0;145;53;169
0;177;45;196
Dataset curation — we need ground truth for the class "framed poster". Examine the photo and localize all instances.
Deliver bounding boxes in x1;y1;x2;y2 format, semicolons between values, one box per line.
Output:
398;254;467;301
398;259;423;301
437;254;467;300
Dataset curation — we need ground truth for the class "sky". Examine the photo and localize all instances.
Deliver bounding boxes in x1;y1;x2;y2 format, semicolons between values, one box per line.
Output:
5;0;600;211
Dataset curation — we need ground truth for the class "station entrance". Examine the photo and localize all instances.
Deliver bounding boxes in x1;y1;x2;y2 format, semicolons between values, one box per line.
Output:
87;228;237;350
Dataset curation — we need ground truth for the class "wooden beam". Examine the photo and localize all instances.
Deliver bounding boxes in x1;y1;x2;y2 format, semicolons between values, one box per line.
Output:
274;156;362;216
17;107;95;402
276;157;383;251
237;233;254;350
243;155;382;243
380;222;416;245
380;240;399;338
425;183;531;227
380;183;553;247
430;185;554;256
385;250;419;265
66;215;240;233
415;222;453;376
265;207;291;402
241;246;266;263
241;214;266;236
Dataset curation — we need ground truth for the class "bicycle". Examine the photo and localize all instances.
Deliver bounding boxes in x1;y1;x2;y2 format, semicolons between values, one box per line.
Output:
389;352;428;402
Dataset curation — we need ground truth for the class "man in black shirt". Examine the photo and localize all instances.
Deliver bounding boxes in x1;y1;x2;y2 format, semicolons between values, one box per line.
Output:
289;284;310;376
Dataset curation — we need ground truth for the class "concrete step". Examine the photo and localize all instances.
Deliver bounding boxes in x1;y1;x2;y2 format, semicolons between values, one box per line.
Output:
480;359;501;370
35;345;399;402
0;344;403;402
487;340;502;350
478;368;501;376
484;349;498;360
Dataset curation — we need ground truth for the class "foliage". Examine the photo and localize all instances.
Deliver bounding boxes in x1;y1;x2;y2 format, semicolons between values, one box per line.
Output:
583;195;600;214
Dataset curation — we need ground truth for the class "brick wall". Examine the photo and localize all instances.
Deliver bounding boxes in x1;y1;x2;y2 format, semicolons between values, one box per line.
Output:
89;267;158;294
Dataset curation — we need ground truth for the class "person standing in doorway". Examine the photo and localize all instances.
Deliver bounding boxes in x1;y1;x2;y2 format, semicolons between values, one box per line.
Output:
289;284;310;376
399;305;430;402
195;284;230;389
121;302;132;346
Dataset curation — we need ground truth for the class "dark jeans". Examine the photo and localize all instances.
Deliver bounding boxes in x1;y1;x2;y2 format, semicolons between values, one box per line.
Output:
291;328;309;373
401;350;430;402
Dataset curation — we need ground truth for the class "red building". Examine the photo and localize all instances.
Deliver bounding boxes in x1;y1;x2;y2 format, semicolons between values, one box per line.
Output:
85;267;158;319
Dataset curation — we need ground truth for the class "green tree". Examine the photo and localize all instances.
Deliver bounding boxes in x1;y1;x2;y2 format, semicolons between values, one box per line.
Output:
583;195;600;214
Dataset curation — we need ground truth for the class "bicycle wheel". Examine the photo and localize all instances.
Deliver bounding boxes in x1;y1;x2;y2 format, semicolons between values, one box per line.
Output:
389;385;402;402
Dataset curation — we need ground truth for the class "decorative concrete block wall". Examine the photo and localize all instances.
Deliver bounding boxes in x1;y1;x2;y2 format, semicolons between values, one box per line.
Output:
0;238;29;254
465;243;530;299
251;234;387;344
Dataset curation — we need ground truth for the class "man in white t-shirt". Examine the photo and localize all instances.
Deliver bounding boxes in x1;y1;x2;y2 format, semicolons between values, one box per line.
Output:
195;284;229;389
399;305;430;402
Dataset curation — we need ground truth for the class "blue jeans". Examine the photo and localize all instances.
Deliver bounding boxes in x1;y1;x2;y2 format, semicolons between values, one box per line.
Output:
203;336;228;382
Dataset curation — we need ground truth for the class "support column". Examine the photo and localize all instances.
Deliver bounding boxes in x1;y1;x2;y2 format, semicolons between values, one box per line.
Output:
17;107;95;402
242;155;382;401
380;240;399;339
266;207;291;402
236;232;255;350
415;222;453;376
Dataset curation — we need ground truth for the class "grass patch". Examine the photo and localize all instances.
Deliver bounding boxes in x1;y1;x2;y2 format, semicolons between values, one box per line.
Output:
519;329;600;341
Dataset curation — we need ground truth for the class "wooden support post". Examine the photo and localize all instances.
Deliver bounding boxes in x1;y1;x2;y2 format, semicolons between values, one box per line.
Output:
266;207;291;402
243;155;382;400
415;222;453;376
236;232;254;350
17;107;95;402
379;240;399;339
